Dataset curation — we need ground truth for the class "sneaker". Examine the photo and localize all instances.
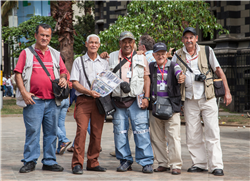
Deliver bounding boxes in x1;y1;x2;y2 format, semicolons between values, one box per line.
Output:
142;165;153;173
19;162;36;173
42;164;64;172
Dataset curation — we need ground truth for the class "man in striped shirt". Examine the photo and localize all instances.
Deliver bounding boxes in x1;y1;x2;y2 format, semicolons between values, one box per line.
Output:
148;42;185;175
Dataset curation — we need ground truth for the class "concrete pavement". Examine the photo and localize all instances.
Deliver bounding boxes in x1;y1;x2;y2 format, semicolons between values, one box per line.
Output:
1;114;250;181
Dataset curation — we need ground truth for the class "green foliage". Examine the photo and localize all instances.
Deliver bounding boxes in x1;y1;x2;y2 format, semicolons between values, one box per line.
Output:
2;15;58;59
98;1;229;53
73;14;95;54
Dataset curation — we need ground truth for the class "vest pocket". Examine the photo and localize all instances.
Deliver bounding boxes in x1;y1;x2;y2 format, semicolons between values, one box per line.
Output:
205;78;214;99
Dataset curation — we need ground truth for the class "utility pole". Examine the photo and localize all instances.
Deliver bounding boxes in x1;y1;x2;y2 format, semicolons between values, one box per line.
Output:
0;0;3;109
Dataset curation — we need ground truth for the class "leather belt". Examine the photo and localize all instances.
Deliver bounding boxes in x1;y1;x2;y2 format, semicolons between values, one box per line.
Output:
79;94;94;99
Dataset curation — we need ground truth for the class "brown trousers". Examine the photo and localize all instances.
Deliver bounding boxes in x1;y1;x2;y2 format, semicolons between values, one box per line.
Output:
71;96;105;169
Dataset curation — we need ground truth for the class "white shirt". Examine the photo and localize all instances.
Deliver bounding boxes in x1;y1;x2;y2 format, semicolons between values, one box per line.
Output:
6;78;12;86
70;53;109;96
172;43;220;100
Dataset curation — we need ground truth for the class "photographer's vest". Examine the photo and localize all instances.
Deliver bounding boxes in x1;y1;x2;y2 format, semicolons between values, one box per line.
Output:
176;45;215;101
109;50;145;97
16;44;61;107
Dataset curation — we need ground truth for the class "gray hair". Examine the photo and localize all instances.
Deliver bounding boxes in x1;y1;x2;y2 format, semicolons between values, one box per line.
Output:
86;34;100;43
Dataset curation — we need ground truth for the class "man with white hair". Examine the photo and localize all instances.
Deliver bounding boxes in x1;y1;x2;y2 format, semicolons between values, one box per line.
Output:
70;34;109;174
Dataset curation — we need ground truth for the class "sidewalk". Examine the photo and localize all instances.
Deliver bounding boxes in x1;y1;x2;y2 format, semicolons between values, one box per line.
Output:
1;114;250;181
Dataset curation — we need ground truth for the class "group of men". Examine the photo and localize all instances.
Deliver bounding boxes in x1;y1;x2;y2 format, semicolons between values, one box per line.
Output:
15;24;231;177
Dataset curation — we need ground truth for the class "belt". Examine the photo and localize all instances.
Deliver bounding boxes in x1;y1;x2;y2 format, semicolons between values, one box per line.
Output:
79;94;94;99
113;96;136;102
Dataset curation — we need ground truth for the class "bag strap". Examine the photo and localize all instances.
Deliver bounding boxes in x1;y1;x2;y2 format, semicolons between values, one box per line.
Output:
205;46;215;79
153;62;158;99
112;51;137;74
80;56;91;88
28;46;52;80
174;53;193;73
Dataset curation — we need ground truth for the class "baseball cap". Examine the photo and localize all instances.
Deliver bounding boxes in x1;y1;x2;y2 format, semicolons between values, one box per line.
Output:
153;42;167;53
119;31;135;41
183;27;197;36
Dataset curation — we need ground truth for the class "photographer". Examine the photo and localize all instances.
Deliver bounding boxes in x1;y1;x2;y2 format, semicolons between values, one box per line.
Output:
172;27;232;176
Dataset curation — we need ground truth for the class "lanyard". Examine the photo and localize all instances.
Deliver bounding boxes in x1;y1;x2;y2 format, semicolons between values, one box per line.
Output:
122;51;133;68
186;55;198;63
157;60;167;82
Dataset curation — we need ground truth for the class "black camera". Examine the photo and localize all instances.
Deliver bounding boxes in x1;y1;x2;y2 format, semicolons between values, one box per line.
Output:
120;82;131;93
195;74;206;82
171;48;176;56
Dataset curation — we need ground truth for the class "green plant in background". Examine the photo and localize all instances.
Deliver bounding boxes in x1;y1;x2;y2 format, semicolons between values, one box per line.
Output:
2;15;58;59
98;1;229;53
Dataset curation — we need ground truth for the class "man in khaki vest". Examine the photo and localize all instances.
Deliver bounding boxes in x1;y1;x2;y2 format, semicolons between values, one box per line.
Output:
172;27;232;176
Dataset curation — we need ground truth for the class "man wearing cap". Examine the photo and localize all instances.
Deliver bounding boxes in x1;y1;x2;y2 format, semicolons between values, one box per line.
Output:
148;42;185;175
172;27;232;176
108;31;154;173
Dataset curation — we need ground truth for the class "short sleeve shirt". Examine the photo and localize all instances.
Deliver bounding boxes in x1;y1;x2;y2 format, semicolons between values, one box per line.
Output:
70;53;109;96
14;48;67;99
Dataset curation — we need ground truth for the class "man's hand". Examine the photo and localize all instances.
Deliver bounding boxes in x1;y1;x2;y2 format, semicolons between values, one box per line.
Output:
58;77;67;88
141;99;149;109
178;71;186;84
89;90;101;98
224;92;232;106
22;91;35;105
137;50;145;56
100;52;109;59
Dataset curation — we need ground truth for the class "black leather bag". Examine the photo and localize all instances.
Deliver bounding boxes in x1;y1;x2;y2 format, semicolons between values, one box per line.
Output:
152;96;173;120
95;95;116;115
51;79;70;99
28;46;69;100
80;56;115;115
213;79;225;98
151;64;173;120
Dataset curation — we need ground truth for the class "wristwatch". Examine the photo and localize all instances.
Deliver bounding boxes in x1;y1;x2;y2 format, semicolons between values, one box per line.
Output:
143;96;150;101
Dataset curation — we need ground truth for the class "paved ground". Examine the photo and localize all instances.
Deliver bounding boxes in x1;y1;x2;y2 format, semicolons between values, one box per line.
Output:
1;114;250;181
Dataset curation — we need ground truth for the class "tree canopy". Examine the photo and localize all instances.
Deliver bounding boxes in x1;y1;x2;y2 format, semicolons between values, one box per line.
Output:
98;1;229;53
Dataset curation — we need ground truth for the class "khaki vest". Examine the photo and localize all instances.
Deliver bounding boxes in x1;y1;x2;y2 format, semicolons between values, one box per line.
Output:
16;44;61;107
109;50;145;97
176;45;215;101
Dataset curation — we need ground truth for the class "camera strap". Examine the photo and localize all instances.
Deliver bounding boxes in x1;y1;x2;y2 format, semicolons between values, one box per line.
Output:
80;56;91;89
174;53;193;73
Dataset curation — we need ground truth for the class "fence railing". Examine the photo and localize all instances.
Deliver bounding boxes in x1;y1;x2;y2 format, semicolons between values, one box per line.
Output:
216;51;250;112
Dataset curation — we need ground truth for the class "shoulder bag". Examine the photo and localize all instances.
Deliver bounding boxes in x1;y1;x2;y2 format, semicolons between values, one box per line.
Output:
152;62;173;120
28;46;70;99
80;56;116;115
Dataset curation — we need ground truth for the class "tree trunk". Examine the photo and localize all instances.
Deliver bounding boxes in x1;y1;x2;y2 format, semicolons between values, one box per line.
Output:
52;1;75;74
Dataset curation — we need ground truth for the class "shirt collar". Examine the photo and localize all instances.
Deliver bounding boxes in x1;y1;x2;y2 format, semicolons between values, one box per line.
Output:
145;50;153;55
183;43;200;54
84;52;101;62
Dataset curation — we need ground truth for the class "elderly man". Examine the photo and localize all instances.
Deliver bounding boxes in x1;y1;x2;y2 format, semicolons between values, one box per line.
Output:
172;27;232;176
148;42;185;175
138;35;156;63
70;34;108;174
109;31;154;173
15;24;67;173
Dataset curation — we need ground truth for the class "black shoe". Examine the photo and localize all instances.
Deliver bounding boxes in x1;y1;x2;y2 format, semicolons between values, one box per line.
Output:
72;165;83;174
19;162;36;173
142;165;153;173
117;161;133;172
42;164;64;172
212;169;224;176
187;166;208;172
86;165;107;172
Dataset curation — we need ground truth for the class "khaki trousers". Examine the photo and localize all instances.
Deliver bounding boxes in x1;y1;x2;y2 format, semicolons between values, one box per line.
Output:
71;96;105;169
184;97;223;171
149;111;182;169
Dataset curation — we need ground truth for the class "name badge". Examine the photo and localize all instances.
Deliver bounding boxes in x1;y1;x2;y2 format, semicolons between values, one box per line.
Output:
127;71;132;78
160;82;165;91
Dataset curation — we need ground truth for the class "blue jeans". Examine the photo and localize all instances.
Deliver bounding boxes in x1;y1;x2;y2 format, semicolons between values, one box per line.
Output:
72;119;91;147
5;86;13;96
112;100;154;166
22;99;59;165
56;98;70;153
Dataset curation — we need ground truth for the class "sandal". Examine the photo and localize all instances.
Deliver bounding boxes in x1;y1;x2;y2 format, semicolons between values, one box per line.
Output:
59;141;72;155
67;146;74;152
